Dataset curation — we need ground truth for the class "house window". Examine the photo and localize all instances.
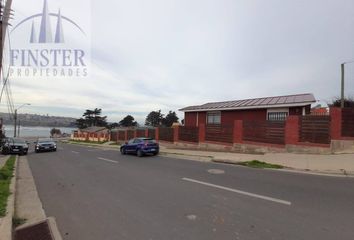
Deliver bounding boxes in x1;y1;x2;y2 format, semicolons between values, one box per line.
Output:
267;112;288;121
207;112;221;125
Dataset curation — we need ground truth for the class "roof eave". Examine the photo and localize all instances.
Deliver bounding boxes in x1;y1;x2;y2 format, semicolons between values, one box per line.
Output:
180;101;315;112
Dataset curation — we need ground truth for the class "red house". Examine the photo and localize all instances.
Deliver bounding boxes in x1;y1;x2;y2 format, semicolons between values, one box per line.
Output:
180;93;316;127
72;126;110;142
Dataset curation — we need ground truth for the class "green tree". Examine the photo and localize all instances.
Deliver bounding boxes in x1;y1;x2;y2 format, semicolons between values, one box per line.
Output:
145;110;163;127
75;118;88;129
330;97;354;108
50;128;62;137
162;111;179;127
107;122;120;130
82;109;94;126
92;108;107;126
119;115;137;127
76;108;108;129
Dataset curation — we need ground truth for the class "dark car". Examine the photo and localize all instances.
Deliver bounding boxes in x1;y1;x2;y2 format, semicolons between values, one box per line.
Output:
120;138;159;157
35;138;57;153
1;138;29;155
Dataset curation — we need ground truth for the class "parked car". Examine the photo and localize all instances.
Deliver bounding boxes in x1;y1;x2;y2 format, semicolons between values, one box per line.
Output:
120;138;159;157
1;138;29;155
35;138;57;153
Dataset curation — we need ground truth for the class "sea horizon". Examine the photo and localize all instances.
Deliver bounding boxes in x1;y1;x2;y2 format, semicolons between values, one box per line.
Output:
2;125;76;138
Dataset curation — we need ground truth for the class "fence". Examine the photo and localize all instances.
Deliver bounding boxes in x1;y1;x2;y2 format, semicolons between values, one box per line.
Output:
127;130;135;140
299;115;331;144
110;131;118;141
205;125;233;143
159;127;174;142
118;131;125;141
148;129;156;139
243;120;285;145
107;108;351;149
136;129;146;137
179;126;199;143
342;108;354;137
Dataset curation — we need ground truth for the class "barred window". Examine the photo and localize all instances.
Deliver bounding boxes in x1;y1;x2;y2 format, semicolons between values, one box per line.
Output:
207;112;221;125
267;112;288;121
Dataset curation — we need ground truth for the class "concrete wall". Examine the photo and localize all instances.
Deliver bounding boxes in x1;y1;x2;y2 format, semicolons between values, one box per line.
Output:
184;105;312;127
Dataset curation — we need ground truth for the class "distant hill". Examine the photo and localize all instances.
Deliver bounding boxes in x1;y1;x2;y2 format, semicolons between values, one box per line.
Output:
0;112;77;127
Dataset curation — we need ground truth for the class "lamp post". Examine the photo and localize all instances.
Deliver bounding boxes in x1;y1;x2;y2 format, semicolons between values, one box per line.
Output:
341;61;354;108
341;63;345;108
14;103;30;137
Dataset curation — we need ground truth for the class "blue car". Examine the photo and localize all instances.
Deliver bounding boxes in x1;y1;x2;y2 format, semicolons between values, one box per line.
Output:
120;138;159;157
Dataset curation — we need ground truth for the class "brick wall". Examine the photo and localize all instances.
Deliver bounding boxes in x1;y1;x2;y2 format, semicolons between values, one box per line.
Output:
285;116;299;145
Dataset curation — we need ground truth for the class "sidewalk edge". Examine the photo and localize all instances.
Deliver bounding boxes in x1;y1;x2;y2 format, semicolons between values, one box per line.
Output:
212;159;354;178
0;155;18;240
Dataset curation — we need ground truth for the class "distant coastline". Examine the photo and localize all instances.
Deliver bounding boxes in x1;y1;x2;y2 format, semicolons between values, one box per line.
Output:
0;112;77;128
3;125;76;138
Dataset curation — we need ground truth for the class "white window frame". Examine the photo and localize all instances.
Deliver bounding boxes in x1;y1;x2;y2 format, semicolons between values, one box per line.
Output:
206;111;221;125
267;108;289;121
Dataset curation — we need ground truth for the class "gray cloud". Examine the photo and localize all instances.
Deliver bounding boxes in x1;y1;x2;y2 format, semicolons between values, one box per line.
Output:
7;0;354;124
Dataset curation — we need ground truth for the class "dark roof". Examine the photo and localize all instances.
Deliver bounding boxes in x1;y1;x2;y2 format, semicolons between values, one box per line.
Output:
180;93;316;112
79;127;108;133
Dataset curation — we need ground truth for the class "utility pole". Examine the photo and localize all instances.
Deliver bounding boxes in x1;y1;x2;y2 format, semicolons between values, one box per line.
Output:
341;63;345;108
13;109;17;137
0;0;14;78
14;103;30;138
17;119;20;136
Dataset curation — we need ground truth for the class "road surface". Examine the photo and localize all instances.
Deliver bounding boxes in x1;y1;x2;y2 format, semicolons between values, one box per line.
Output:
26;143;354;240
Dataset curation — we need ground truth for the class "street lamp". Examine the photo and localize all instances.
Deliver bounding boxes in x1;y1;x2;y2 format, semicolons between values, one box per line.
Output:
14;103;31;137
341;61;354;108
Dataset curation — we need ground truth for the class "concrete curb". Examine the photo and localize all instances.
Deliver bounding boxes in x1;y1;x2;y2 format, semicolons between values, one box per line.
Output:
15;156;46;228
47;217;63;240
160;152;213;162
0;155;18;240
212;159;354;178
14;156;64;239
64;141;119;150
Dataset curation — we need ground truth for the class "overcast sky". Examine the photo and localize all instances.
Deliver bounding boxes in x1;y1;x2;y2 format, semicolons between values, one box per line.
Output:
3;0;354;124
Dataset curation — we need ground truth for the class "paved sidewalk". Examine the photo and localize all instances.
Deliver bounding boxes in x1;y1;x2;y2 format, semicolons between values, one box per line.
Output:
160;146;354;176
15;156;46;226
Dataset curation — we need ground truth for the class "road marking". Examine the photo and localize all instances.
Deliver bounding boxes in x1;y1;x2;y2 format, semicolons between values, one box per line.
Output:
71;151;80;154
207;169;225;174
97;157;118;164
182;178;291;206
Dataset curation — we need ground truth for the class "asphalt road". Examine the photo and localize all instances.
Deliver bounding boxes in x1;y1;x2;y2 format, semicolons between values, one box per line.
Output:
26;143;354;240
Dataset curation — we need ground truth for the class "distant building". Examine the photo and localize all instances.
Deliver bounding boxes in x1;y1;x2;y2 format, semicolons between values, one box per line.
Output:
180;93;316;127
311;105;329;116
72;127;110;142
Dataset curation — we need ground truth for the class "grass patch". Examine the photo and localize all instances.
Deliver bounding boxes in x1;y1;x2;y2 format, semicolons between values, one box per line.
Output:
109;142;120;146
69;140;107;145
13;217;27;227
0;155;16;217
238;160;283;169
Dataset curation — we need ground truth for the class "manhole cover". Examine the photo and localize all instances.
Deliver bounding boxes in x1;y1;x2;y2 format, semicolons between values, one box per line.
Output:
208;169;225;174
186;214;197;221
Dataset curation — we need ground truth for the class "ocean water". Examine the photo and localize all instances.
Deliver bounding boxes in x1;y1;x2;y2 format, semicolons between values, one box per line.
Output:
3;125;76;138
